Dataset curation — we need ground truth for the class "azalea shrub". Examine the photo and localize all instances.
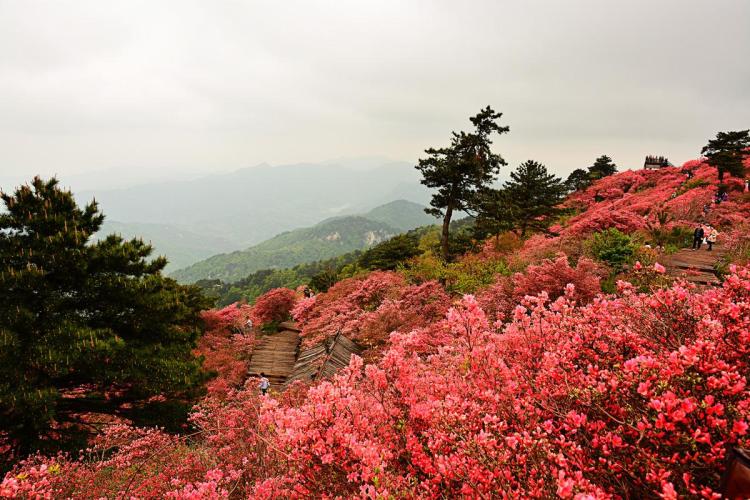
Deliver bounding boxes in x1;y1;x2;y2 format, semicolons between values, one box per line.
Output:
198;304;255;397
292;271;450;350
251;287;298;325
477;253;605;322
6;266;750;498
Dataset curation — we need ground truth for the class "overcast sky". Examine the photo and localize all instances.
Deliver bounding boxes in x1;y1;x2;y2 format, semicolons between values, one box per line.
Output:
1;0;748;188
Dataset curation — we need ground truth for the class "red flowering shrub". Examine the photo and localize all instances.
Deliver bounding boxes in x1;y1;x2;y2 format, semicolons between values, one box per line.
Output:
293;271;450;349
198;303;255;397
478;253;605;321
251;287;298;325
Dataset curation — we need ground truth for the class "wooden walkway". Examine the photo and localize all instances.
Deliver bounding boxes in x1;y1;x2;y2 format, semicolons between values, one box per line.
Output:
285;332;363;387
247;324;301;389
664;244;727;286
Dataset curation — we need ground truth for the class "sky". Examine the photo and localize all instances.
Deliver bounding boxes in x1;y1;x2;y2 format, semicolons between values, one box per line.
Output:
0;0;748;189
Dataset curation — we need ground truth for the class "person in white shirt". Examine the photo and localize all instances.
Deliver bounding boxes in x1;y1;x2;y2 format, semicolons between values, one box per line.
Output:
258;373;270;395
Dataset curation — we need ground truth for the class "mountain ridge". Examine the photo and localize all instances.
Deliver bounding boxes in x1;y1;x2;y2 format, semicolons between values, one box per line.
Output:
170;199;436;283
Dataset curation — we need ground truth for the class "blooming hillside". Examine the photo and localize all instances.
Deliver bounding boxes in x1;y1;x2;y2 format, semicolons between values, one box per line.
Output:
4;159;750;498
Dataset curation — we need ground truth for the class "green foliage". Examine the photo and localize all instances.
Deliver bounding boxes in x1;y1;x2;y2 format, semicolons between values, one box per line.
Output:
674;178;709;196
565;168;591;192
587;228;636;270
359;233;421;271
472;188;515;240
588;155;618;180
416;106;509;259
496;160;567;236
0;177;210;454
701;130;750;181
401;249;510;295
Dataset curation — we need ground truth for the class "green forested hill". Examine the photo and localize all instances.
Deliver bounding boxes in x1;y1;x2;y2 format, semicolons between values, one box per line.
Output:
170;200;434;284
170;216;398;283
363;200;437;231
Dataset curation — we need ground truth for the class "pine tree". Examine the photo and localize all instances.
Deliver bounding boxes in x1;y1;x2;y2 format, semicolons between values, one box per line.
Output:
0;177;210;454
588;155;618;180
473;187;516;240
416;106;509;260
502;160;567;236
565;168;591;192
701;130;750;181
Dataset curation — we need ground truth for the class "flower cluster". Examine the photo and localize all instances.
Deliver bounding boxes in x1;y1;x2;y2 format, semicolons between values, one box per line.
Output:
251;287;298;325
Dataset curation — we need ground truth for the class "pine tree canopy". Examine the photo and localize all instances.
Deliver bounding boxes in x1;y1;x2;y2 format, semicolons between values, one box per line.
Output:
0;177;210;454
501;160;567;236
588;155;618;180
701;130;750;181
565;168;591;192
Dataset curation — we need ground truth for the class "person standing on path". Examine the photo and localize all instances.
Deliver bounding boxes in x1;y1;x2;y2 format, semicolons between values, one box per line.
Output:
259;373;270;395
692;225;705;250
706;226;718;252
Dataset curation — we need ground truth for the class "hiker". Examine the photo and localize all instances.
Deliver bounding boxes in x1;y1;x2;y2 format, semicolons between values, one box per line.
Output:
258;373;270;395
692;225;704;250
706;226;718;251
721;191;729;203
245;318;254;331
303;287;313;298
745;179;749;193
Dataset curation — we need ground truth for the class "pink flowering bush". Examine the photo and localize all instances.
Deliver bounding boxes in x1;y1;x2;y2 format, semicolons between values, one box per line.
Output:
251;287;298;325
6;265;750;498
293;271;450;350
198;304;255;396
478;253;605;321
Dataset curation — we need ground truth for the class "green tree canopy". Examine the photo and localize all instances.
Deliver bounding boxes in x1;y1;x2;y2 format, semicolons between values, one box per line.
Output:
588;155;618;180
701;130;750;181
416;106;509;260
565;168;591;192
501;160;567;236
473;187;517;240
0;177;210;455
358;233;421;271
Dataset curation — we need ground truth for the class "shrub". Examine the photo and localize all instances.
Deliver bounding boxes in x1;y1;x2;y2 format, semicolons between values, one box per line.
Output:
588;227;636;269
251;288;298;325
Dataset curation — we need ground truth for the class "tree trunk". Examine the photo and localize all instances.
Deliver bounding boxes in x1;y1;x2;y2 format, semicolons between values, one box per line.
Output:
441;204;453;261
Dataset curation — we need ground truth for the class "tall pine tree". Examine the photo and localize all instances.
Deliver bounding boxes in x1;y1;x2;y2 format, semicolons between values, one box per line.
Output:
701;130;750;181
588;155;618;180
416;106;509;260
0;177;210;455
501;160;566;236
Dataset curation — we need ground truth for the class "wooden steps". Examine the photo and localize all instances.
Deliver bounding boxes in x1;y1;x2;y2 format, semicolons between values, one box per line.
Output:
664;246;727;286
285;333;363;387
247;328;300;389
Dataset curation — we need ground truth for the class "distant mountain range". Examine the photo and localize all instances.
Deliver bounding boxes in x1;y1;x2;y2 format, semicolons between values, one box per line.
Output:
170;200;437;283
75;159;431;271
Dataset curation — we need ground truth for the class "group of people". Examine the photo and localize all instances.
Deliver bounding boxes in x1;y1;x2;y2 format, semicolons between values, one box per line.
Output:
692;224;719;251
715;190;729;204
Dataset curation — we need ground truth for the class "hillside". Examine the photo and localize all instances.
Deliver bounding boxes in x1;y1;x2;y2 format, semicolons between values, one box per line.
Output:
171;216;399;283
93;220;236;272
171;200;434;283
362;199;437;231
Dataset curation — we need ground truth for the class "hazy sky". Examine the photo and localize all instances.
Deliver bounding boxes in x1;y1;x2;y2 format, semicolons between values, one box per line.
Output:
1;0;748;187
